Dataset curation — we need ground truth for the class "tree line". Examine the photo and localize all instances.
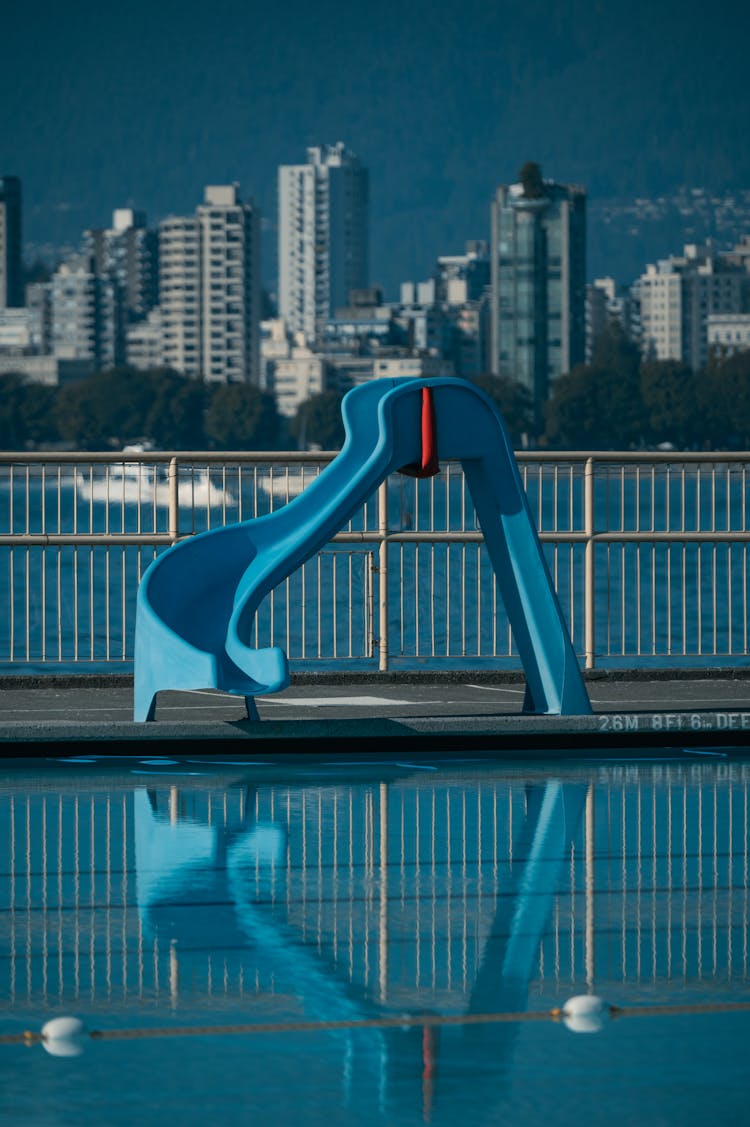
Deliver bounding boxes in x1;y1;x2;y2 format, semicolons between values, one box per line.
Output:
0;366;354;452
0;368;284;451
2;333;750;452
476;326;750;450
542;326;750;450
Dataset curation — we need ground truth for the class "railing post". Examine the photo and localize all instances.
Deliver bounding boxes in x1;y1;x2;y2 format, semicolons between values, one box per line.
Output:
378;478;389;671
168;457;179;543
584;457;596;670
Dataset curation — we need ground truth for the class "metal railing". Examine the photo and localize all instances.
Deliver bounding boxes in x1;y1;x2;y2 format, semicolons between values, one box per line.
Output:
2;450;750;671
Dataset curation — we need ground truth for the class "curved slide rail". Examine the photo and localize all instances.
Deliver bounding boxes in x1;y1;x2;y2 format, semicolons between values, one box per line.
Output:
134;377;591;720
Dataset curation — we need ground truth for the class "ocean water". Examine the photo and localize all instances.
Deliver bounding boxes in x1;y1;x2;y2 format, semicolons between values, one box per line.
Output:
1;462;749;671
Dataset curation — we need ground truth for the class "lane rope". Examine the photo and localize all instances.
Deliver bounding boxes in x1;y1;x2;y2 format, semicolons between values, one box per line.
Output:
3;998;750;1047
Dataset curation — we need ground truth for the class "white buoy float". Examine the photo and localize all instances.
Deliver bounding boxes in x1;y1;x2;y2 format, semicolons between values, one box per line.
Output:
41;1016;87;1056
561;995;609;1034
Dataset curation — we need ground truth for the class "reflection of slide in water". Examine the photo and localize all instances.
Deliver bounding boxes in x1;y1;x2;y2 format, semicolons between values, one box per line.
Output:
133;779;585;1124
471;781;588;999
133;790;388;1102
135;377;590;720
386;781;589;1123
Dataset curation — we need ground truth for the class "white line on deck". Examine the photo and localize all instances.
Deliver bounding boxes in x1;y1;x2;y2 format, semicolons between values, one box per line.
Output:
466;683;525;695
589;695;750;707
263;696;442;708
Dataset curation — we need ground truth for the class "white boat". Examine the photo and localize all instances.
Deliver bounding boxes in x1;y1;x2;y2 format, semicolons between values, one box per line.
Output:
258;471;313;502
76;462;171;505
180;469;234;507
76;447;234;507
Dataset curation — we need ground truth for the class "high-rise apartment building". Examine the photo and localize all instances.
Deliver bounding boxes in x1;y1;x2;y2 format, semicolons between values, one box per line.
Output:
0;175;23;309
638;243;750;371
278;144;368;343
84;209;158;323
160;215;200;377
160;184;261;383
50;254;121;370
490;166;586;419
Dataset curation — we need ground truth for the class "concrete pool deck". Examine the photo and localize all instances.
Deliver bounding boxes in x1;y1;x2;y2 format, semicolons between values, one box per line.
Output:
2;669;750;757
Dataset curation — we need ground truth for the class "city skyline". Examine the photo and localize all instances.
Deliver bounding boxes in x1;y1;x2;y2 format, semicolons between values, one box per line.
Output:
7;165;750;300
3;169;750;390
2;0;748;295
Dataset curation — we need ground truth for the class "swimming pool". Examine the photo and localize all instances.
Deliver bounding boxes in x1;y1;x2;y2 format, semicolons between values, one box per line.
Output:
1;754;748;1125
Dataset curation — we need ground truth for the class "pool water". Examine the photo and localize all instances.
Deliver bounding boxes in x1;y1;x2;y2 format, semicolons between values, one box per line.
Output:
1;755;749;1125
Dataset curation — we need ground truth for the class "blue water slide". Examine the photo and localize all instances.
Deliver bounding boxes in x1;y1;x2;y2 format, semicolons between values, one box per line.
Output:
134;377;591;720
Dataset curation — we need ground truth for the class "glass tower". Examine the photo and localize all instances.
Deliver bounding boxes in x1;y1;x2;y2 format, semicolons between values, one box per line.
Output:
490;173;586;425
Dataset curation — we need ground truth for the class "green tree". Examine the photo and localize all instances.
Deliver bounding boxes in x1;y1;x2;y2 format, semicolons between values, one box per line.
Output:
204;384;281;449
544;325;644;449
54;378;111;449
640;359;696;448
0;373;29;449
53;367;210;450
145;370;208;449
543;364;601;448
697;350;750;448
472;374;535;446
289;391;345;450
54;367;161;449
519;161;545;199
18;383;59;447
590;321;641;379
